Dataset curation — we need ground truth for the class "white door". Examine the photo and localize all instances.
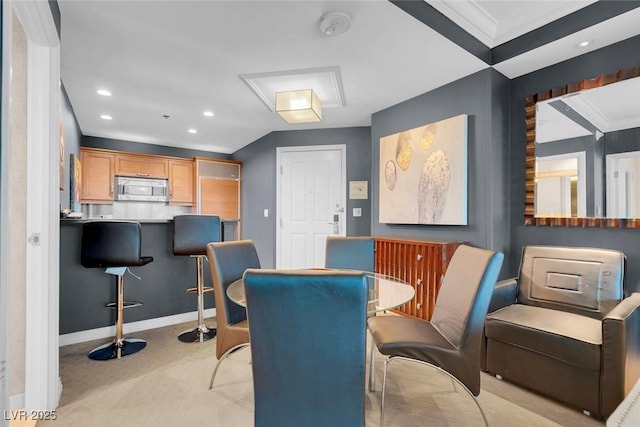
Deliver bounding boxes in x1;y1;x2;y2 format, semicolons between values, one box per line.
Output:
276;145;346;269
607;152;640;218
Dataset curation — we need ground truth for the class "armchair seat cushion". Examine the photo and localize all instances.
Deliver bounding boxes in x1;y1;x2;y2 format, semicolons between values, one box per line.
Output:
486;304;602;370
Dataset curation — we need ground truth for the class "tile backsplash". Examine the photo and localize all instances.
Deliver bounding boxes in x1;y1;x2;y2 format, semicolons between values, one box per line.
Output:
83;201;192;220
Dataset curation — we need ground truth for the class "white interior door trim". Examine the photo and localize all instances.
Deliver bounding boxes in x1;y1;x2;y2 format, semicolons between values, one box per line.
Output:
276;144;346;269
0;5;11;422
12;0;61;411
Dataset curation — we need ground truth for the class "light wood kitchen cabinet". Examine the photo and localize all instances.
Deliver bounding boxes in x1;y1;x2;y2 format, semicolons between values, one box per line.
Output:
200;179;239;219
115;153;169;178
168;159;194;206
374;238;463;320
196;158;242;238
80;148;115;203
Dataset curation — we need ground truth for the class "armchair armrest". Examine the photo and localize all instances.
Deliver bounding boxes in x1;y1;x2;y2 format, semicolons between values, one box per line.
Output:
487;277;518;314
601;293;640;417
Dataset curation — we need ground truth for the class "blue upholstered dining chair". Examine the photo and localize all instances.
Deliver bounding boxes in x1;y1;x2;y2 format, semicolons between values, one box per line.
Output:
325;236;374;272
206;240;261;389
243;268;369;427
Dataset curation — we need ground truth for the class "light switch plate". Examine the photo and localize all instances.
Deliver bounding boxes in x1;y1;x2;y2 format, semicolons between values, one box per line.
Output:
263;209;269;217
353;208;362;217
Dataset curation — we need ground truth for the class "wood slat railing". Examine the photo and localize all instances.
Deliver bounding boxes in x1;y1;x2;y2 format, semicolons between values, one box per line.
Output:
374;238;462;320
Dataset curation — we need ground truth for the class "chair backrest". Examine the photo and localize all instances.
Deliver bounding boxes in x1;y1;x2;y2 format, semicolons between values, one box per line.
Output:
325;236;374;272
430;244;504;394
81;221;144;267
516;245;624;319
173;214;221;256
244;269;368;427
206;240;260;358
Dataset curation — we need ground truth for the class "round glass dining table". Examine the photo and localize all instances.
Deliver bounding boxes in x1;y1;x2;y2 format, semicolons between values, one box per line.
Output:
226;270;415;316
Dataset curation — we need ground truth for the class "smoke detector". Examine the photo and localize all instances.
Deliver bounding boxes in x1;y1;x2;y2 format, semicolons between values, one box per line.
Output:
319;11;352;36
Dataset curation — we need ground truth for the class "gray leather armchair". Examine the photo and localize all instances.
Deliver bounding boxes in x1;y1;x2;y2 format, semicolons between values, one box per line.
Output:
484;245;640;419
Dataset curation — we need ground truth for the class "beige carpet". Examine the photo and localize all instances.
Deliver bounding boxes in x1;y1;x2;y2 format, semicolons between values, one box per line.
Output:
40;320;604;427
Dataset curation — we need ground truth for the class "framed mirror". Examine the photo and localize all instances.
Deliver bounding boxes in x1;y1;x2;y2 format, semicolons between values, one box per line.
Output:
524;66;640;227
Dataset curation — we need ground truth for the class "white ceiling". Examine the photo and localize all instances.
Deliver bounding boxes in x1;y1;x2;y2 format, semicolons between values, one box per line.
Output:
58;0;640;154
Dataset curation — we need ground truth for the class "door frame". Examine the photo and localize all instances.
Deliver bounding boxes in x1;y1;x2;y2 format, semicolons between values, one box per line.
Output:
1;0;60;413
275;145;346;268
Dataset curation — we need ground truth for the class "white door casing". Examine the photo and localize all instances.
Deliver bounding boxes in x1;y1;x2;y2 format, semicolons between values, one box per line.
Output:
276;145;346;269
1;0;61;413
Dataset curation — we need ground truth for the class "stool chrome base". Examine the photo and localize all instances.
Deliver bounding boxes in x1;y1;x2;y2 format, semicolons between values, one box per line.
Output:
88;338;147;361
178;325;216;343
179;255;216;344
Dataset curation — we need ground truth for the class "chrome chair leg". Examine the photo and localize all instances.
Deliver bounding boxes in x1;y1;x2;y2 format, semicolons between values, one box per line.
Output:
179;256;216;343
381;357;390;426
380;356;489;427
368;340;376;392
88;273;146;361
209;343;250;389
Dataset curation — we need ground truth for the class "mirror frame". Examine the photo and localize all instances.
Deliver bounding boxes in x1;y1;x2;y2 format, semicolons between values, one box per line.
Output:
524;65;640;227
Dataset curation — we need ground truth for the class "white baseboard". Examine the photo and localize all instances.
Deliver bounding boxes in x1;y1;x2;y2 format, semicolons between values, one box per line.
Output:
58;309;216;347
8;379;63;412
57;377;63;407
9;393;24;411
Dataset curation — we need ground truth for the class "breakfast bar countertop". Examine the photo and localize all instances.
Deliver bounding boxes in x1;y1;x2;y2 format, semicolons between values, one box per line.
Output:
60;218;240;224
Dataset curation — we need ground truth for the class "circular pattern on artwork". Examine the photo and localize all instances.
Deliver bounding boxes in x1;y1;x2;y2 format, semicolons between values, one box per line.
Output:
417;150;450;224
420;123;437;150
384;160;397;191
395;131;413;171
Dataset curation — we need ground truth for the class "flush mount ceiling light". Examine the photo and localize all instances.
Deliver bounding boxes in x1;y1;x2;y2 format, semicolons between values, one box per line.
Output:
319;11;352;36
240;66;345;116
275;89;322;124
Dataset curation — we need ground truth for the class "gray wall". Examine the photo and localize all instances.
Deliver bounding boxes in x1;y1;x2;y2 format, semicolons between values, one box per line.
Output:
232;127;372;268
510;34;640;293
371;68;511;273
82;135;230;160
605;128;640;155
60;84;82;211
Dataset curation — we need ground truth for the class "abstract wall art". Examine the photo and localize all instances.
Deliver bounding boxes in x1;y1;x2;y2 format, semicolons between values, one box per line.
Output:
69;154;82;212
379;114;468;225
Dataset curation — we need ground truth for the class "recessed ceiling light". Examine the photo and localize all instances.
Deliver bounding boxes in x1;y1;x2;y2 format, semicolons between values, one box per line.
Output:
576;40;592;48
188;129;198;134
97;89;112;96
100;114;112;120
203;111;214;117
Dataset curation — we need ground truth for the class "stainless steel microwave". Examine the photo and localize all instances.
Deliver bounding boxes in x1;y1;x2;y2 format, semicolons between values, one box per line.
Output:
115;176;168;202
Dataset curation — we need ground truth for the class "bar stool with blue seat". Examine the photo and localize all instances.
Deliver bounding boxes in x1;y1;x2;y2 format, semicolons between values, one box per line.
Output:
172;214;221;343
81;220;153;360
